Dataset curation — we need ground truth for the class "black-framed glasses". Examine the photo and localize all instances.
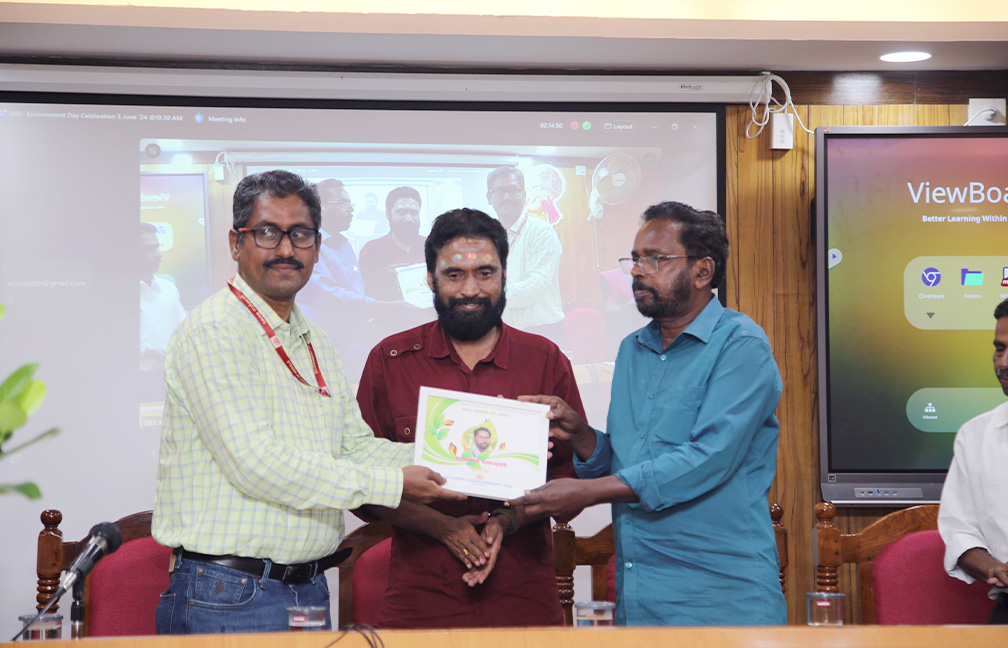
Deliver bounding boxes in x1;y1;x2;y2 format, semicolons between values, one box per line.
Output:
618;255;696;275
236;226;319;249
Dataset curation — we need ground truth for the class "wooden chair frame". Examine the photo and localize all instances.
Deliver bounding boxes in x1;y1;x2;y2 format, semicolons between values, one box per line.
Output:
35;509;156;637
553;502;788;626
814;502;939;624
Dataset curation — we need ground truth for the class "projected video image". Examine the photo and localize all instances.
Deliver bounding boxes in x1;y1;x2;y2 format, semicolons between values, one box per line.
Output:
0;98;721;440
139;135;715;419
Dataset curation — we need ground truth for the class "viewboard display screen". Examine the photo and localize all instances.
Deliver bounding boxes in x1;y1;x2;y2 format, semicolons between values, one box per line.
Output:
0;91;724;510
816;125;1008;505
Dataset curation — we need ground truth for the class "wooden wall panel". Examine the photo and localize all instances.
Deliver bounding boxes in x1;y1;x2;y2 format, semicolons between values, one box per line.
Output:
726;107;776;330
726;99;967;624
553;167;600;306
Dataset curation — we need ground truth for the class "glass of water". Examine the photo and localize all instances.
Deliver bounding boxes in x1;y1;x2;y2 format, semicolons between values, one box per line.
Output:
574;601;615;627
286;606;327;631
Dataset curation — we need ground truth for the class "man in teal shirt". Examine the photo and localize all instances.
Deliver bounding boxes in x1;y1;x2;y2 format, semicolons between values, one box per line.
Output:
513;201;785;626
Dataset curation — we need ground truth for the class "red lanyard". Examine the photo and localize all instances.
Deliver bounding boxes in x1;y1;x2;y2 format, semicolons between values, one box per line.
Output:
508;213;528;245
227;279;331;398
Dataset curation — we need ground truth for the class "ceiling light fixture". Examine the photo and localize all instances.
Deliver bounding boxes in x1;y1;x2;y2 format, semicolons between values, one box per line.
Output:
880;51;932;63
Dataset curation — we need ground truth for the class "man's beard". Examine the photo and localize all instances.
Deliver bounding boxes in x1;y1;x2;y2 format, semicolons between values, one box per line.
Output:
391;219;420;238
432;278;507;342
633;268;691;319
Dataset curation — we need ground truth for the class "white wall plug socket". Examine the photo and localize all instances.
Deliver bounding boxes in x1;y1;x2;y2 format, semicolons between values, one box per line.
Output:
967;98;1007;126
771;112;794;150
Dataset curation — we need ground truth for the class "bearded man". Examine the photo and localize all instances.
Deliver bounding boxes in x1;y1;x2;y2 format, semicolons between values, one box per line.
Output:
355;208;586;628
510;202;786;627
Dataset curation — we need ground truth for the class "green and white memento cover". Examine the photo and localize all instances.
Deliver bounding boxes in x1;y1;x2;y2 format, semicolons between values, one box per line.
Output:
414;386;549;500
394;262;433;309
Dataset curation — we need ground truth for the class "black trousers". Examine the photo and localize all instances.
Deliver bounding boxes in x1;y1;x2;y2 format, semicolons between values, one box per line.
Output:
990;593;1008;625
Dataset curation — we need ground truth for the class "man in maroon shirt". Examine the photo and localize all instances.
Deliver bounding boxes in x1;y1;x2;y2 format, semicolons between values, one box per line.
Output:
356;208;585;628
358;186;427;301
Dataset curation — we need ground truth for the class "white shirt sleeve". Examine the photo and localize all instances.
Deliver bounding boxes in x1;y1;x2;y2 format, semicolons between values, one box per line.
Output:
938;425;989;583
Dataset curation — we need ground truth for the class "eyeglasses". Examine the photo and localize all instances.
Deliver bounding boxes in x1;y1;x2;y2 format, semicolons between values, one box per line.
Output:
618;255;697;275
236;226;319;249
326;199;353;209
488;187;525;200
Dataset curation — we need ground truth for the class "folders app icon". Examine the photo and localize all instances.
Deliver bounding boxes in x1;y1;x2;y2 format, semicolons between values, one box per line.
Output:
961;269;983;286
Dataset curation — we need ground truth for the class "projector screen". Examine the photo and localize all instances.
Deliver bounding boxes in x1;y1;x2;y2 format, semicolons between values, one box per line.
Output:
0;78;723;632
1;96;723;429
816;125;1008;505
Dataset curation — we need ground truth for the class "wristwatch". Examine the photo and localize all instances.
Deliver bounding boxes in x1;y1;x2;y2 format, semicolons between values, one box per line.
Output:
489;507;520;535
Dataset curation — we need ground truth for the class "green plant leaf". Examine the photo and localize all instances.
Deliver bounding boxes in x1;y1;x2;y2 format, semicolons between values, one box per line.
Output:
0;364;38;403
16;380;46;416
0;482;42;499
0;401;28;435
1;426;60;455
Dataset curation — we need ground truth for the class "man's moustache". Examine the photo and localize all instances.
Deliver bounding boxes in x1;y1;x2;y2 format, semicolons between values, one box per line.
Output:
997;369;1008;379
265;257;304;269
632;279;656;295
448;296;491;308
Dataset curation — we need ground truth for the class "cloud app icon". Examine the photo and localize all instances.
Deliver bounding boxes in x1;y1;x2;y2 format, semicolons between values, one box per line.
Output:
921;267;941;287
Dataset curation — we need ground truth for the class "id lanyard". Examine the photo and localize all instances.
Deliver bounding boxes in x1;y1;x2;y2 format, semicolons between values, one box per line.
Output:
508;213;528;245
227;279;331;398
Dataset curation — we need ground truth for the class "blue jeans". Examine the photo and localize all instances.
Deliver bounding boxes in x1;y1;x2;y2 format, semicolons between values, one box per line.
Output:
155;553;332;634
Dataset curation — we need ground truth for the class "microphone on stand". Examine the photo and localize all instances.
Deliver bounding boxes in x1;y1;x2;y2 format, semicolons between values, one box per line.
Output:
60;522;123;592
12;522;122;642
70;578;86;639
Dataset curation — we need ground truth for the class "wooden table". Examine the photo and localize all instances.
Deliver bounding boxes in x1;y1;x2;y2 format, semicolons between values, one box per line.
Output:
7;625;1007;648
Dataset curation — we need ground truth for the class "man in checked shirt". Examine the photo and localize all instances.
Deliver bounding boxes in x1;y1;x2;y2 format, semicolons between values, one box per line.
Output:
153;170;461;634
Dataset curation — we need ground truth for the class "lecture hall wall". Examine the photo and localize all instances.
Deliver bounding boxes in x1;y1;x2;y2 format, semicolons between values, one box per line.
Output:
5;0;1008;625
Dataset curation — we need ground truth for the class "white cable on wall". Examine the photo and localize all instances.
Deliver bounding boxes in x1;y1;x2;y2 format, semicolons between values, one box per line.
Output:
963;107;997;126
746;72;814;139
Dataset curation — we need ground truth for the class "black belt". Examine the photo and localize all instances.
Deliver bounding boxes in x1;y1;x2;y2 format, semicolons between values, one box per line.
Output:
174;547;351;584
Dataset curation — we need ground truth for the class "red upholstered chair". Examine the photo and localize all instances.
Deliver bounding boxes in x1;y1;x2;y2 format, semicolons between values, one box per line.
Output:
35;509;170;637
333;522;392;627
814;502;994;624
350;538;392;626
87;536;172;635
872;529;996;624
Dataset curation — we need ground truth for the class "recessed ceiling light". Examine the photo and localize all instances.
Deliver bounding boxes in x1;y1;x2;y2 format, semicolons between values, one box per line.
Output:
880;51;932;63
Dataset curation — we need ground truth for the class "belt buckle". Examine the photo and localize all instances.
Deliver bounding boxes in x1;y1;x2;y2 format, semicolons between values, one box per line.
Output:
287;562;316;583
281;563;307;583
